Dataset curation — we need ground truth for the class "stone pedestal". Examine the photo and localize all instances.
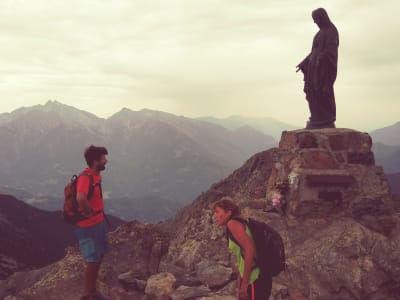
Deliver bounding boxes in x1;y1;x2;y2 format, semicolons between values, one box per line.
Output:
267;128;394;234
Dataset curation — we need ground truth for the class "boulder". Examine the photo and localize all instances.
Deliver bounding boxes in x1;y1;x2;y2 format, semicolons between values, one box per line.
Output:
144;272;176;299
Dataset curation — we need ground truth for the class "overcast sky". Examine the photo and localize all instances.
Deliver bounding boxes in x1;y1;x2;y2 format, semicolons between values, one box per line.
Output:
0;0;399;130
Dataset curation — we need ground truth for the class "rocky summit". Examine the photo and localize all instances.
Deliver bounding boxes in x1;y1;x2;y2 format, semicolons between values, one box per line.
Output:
1;128;399;300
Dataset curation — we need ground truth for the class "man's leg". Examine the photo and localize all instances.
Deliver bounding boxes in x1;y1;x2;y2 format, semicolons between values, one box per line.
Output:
84;261;101;296
77;221;109;299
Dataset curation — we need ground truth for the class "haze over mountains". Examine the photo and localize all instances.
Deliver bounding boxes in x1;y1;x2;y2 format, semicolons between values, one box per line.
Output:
0;101;398;221
370;121;400;146
198;115;298;140
370;122;400;174
0;101;276;221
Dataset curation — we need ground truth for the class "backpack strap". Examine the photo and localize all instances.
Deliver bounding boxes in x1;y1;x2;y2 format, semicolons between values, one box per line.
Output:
226;217;258;271
226;217;248;245
79;171;101;200
78;171;109;225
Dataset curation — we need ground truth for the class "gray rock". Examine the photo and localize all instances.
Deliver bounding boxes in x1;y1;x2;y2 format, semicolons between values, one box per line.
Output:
145;272;176;299
170;285;211;300
195;260;233;288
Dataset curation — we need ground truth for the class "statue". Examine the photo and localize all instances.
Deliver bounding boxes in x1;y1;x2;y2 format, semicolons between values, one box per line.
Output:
296;8;339;129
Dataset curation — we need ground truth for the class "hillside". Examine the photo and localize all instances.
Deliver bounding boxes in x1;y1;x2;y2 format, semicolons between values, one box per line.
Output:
372;142;400;173
1;129;399;299
0;194;124;279
387;173;400;195
370;121;400;146
0;194;76;279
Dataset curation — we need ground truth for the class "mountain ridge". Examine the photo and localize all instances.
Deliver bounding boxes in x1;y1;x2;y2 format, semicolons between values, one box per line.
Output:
198;115;299;139
370;121;400;146
1;101;399;221
0;101;276;221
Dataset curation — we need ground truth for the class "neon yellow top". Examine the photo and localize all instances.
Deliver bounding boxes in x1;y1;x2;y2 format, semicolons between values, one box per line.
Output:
228;224;260;284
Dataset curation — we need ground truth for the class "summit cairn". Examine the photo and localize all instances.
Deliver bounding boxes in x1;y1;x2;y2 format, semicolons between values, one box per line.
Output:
267;128;395;235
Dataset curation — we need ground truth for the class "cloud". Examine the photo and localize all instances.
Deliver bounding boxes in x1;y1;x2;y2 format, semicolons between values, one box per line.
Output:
0;0;399;130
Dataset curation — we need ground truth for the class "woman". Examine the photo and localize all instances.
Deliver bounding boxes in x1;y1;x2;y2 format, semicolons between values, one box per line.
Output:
213;197;272;300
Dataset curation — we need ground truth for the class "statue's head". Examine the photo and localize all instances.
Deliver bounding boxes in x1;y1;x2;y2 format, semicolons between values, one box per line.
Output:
312;8;332;28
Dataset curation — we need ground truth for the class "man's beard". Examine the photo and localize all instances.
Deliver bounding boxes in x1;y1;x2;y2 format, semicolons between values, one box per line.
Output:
97;164;106;172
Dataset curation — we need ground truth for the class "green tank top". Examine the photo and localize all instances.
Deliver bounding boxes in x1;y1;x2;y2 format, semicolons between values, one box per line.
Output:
228;224;260;284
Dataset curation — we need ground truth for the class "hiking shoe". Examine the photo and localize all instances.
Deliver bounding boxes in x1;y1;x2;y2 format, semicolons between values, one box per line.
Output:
81;291;109;300
91;291;110;300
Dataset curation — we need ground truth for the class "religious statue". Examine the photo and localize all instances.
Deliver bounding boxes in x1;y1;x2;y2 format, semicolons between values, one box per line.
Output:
296;8;339;129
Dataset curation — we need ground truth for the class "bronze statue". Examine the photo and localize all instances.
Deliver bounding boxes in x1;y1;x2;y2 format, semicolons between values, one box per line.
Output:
296;8;339;129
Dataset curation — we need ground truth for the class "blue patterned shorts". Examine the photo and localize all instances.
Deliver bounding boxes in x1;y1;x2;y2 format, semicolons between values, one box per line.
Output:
74;220;110;263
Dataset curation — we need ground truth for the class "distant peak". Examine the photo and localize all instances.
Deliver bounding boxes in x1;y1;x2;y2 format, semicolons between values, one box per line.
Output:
45;100;62;106
112;107;134;115
139;109;180;119
140;108;158;115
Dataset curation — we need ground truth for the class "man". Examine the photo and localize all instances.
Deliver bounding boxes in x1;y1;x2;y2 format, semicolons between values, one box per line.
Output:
75;145;109;300
296;8;339;129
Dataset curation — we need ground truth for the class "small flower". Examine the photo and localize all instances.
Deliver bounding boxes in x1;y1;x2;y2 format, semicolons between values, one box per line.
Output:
272;193;281;207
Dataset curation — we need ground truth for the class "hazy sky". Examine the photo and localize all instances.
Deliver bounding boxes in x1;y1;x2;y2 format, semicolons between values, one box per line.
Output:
0;0;399;130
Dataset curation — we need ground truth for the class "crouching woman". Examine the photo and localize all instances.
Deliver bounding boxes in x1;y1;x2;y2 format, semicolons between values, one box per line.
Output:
213;197;272;300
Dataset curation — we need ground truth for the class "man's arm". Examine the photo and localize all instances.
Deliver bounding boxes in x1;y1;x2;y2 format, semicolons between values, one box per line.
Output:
76;192;94;217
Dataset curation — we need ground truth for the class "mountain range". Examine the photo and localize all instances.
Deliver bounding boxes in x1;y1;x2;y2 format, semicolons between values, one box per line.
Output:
0;101;276;221
0;101;398;221
198;115;299;140
369;122;400;174
371;143;400;173
370;121;400;146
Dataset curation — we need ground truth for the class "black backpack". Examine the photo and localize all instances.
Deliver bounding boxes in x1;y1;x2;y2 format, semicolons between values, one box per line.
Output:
227;217;286;277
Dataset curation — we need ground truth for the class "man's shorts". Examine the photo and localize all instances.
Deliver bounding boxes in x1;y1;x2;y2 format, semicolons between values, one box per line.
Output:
74;220;110;263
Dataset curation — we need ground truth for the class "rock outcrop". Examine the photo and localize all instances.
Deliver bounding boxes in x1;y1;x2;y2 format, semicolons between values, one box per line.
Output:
1;129;399;300
273;129;395;235
0;221;169;300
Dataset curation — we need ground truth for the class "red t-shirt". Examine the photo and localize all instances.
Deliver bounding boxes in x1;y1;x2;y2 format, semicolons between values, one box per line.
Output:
76;168;104;227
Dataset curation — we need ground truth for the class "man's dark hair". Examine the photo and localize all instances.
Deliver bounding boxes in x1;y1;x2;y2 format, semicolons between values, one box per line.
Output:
84;145;108;167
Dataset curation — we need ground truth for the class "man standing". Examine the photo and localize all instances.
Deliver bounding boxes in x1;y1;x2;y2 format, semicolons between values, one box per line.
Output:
75;145;109;300
296;8;339;129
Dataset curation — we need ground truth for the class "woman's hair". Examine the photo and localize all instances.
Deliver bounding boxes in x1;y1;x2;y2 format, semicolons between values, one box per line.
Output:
213;196;240;218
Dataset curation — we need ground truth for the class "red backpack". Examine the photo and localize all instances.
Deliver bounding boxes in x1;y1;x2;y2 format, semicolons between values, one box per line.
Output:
62;172;97;224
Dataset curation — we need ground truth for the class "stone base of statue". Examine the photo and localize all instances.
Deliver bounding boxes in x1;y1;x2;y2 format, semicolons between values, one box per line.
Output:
305;120;335;129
